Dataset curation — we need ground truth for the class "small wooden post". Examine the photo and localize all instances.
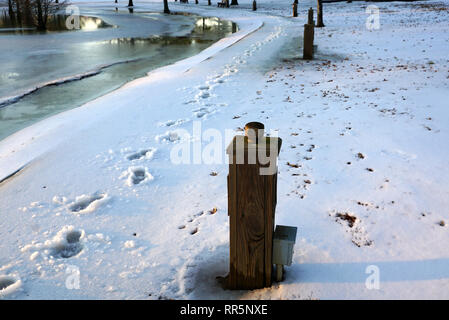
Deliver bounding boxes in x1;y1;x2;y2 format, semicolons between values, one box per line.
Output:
316;0;325;27
292;2;298;17
195;0;198;4
252;0;257;11
208;0;211;5
308;7;314;25
225;122;282;290
303;23;314;60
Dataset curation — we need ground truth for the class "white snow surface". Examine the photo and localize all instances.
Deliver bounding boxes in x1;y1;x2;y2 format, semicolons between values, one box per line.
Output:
0;0;449;299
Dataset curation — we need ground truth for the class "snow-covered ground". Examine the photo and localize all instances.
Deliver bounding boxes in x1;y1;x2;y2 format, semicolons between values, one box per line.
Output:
1;0;448;299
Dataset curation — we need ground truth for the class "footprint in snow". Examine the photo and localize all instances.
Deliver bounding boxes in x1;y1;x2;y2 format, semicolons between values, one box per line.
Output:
50;228;85;258
159;119;187;127
126;148;156;161
196;91;210;99
178;208;217;235
121;166;154;187
0;275;22;298
155;131;183;143
68;192;109;214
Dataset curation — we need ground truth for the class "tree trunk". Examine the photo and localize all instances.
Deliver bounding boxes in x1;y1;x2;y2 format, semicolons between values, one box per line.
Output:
163;0;170;13
16;0;22;25
8;0;15;23
35;0;46;30
23;0;34;27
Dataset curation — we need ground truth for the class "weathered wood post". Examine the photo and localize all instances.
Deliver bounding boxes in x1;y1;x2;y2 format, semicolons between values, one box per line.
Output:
316;0;325;27
303;23;314;60
292;2;298;17
303;8;314;60
308;7;314;25
252;0;257;11
225;122;282;289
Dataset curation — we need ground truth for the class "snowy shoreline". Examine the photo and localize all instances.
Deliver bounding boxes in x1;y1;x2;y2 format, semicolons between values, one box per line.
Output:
1;0;448;300
0;5;262;183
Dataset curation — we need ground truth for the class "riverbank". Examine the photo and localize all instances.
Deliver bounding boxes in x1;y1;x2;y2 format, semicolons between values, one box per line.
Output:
0;7;237;140
0;0;448;299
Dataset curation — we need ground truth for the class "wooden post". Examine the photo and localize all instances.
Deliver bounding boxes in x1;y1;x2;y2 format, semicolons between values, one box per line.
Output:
292;2;298;17
252;0;257;11
128;0;133;6
308;7;314;25
225;122;282;290
316;0;325;27
303;23;314;60
195;0;198;4
208;0;211;5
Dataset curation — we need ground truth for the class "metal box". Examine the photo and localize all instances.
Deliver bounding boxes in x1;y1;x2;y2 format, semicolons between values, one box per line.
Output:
273;225;297;266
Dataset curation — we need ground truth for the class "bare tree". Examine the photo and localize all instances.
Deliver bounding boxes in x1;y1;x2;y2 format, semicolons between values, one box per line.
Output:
6;0;66;30
33;0;63;30
8;0;15;23
163;0;170;14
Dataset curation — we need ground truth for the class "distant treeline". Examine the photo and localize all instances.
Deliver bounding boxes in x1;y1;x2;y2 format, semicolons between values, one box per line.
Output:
4;0;66;30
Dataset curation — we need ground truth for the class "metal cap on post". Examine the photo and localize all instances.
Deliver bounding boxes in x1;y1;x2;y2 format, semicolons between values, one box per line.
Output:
224;123;282;290
244;121;264;144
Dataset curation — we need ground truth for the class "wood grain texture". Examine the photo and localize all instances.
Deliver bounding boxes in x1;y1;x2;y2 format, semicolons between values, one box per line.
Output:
226;136;279;289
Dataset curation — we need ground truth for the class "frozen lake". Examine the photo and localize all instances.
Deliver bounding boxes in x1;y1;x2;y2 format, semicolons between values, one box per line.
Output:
0;6;236;140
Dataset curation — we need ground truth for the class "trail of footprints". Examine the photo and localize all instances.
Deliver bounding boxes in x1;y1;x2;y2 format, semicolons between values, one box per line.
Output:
178;208;218;236
173;25;285;124
9;26;287;296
